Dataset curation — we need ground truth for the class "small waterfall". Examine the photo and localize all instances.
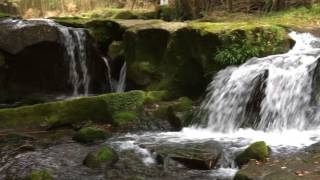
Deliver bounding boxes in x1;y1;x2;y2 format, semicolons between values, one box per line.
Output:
3;18;92;96
200;32;320;132
102;57;114;92
115;62;127;93
45;20;91;96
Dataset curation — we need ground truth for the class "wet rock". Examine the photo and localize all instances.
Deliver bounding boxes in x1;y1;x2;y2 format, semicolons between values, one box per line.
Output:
152;141;222;170
23;170;53;180
73;127;110;144
235;141;270;167
83;145;118;169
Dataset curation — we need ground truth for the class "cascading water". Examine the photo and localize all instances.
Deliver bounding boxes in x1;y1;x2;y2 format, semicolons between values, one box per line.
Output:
115;62;127;93
50;21;91;96
199;32;320;132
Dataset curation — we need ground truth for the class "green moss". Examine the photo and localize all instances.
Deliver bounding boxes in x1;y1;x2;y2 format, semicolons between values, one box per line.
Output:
235;141;270;167
113;111;138;126
24;170;53;180
73;127;109;143
234;172;251;180
108;41;124;59
171;97;193;111
144;91;169;103
0;12;11;19
0;91;145;129
83;145;118;168
113;11;138;19
102;90;145;113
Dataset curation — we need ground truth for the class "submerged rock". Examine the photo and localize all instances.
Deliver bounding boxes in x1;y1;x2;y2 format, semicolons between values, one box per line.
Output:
235;141;270;167
151;141;222;170
73;127;110;144
83;145;118;169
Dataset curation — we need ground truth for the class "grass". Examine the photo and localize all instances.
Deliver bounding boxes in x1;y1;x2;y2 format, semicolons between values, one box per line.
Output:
198;4;320;31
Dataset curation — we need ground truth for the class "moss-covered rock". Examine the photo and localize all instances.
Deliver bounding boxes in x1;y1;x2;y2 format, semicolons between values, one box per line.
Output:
233;172;252;180
235;141;270;167
73;127;109;143
108;41;124;59
113;111;138;127
24;170;53;180
113;11;138;19
83;145;118;169
0;91;145;129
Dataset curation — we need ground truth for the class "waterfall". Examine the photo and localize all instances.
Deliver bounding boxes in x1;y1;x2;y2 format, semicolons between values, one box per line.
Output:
4;18;92;96
51;22;91;96
102;57;114;92
200;32;320;132
115;62;127;93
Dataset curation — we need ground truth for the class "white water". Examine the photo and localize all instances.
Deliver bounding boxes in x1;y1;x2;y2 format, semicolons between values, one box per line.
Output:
102;57;114;92
200;32;320;132
52;22;91;96
115;62;127;92
110;32;320;179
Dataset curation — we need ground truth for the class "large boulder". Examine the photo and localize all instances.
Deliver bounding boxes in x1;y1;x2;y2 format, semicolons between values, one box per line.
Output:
83;145;118;169
0;18;109;104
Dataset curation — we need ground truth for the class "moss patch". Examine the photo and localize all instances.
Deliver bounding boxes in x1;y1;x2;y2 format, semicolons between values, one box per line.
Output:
73;127;109;143
0;91;146;129
24;170;53;180
235;141;270;167
83;145;118;169
113;111;138;126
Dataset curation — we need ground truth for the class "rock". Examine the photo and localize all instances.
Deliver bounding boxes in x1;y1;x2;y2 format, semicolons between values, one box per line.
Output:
0;90;145;129
113;11;138;19
152;141;222;170
23;170;53;180
0;51;5;66
108;41;124;59
235;141;270;167
0;19;109;104
5;132;34;142
72;127;110;144
83;145;118;169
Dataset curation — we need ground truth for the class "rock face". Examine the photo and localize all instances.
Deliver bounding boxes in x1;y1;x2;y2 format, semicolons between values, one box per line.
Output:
0;18;109;104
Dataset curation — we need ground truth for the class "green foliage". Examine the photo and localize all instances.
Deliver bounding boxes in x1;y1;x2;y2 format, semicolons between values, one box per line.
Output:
235;141;270;167
72;127;108;143
215;27;288;65
24;170;53;180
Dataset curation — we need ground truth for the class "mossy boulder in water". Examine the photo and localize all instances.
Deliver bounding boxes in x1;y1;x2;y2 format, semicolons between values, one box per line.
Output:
235;141;270;167
83;145;118;169
73;127;109;143
24;170;53;180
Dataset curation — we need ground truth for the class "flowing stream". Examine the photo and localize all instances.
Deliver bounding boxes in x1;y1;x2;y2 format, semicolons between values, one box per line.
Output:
111;32;320;179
